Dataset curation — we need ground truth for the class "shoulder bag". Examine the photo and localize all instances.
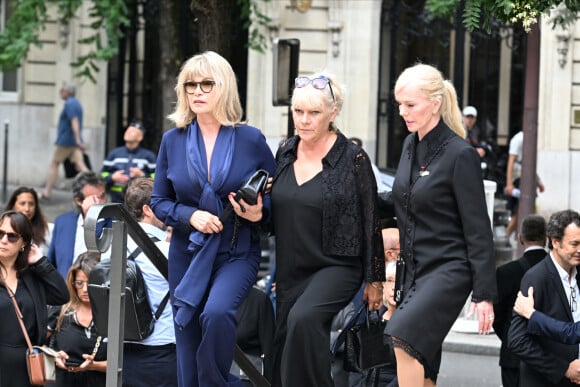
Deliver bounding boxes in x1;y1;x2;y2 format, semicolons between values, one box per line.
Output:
331;302;390;372
4;282;58;385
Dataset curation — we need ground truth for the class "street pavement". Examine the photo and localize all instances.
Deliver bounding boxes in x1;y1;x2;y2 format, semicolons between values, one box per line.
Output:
1;184;502;359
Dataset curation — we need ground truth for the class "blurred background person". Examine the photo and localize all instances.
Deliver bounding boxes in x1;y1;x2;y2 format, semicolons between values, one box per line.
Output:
40;81;88;200
48;171;109;278
504;130;545;244
0;210;69;387
5;186;53;255
493;214;547;387
101;121;156;203
122;177;176;387
50;252;107;386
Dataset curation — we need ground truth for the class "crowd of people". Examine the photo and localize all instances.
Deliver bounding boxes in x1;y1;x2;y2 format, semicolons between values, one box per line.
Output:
0;52;573;387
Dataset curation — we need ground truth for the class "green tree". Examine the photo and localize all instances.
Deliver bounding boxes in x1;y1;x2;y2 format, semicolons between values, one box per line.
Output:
0;0;268;82
425;0;578;32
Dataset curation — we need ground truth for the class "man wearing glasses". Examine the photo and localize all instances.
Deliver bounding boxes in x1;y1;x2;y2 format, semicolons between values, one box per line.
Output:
508;209;580;387
101;121;157;203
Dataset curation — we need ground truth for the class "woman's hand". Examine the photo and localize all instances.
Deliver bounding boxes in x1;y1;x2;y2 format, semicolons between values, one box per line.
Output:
27;243;43;265
363;282;384;311
265;177;273;194
514;287;536;320
189;210;223;234
228;192;263;223
468;300;494;335
55;351;68;370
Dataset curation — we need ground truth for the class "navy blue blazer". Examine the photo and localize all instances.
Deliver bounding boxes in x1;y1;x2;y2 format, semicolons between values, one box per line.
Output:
48;211;79;278
508;256;580;386
48;211;109;278
528;309;580;345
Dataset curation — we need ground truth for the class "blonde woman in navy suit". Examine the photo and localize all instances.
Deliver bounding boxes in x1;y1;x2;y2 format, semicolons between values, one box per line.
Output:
151;51;276;387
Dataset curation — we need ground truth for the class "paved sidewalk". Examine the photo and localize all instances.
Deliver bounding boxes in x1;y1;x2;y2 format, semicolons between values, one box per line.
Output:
444;317;500;356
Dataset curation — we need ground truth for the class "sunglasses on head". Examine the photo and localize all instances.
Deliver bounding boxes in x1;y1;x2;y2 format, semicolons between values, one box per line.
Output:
0;230;21;243
294;76;335;102
183;80;216;94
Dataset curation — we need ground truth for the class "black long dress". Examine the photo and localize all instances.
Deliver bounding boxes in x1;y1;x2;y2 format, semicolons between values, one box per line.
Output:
0;285;38;387
271;164;363;387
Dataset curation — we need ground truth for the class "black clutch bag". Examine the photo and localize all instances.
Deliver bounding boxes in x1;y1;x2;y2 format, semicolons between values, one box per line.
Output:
219;169;269;222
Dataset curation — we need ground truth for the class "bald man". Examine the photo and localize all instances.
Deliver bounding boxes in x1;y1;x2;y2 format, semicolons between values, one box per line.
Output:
382;228;400;262
101;121;157;203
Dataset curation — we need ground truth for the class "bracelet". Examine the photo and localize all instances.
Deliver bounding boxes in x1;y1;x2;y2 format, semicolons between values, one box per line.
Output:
370;282;383;290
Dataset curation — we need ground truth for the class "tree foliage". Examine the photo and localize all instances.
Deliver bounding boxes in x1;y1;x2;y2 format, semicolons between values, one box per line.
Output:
0;0;269;82
425;0;579;32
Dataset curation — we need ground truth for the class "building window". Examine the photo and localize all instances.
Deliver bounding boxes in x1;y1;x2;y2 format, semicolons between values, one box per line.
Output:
0;0;19;101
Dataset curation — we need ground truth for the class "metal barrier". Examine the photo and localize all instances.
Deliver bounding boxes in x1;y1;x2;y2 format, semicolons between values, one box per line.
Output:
84;203;270;387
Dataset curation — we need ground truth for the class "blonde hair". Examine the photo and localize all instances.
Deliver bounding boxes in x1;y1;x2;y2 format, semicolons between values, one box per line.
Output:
385;260;397;278
168;51;243;128
291;71;345;132
394;63;465;138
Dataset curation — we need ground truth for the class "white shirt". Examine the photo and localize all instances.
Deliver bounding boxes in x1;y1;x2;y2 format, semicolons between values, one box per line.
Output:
549;252;580;357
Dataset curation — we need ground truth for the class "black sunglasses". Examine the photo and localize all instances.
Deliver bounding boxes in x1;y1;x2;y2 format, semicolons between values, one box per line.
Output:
184;80;216;94
0;230;21;243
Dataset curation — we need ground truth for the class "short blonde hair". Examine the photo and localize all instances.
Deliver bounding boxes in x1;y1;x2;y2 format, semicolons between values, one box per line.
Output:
291;71;345;132
394;63;465;138
168;51;243;128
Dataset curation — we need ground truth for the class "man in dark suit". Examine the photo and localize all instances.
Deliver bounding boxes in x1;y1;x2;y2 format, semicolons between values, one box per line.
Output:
493;214;547;387
48;171;108;277
508;209;580;386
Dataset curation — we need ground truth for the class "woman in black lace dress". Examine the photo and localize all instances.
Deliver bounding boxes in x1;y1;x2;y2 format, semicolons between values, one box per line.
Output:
270;72;385;387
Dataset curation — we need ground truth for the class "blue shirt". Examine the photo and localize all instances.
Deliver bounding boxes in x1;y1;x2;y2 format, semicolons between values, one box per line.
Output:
56;96;83;146
125;222;174;346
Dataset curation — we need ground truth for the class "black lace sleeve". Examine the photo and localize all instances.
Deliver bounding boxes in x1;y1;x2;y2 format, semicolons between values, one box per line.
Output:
354;149;385;283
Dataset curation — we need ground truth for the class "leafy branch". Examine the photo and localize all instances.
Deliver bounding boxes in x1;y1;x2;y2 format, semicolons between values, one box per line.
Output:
425;0;580;32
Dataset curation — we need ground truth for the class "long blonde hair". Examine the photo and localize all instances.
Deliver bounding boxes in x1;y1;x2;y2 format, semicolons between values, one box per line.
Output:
394;63;465;138
168;51;243;128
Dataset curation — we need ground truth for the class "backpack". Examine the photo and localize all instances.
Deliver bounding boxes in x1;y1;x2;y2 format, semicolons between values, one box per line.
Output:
88;236;170;341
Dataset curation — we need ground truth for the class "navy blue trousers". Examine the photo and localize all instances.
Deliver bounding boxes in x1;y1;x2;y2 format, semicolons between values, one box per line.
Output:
172;253;260;387
122;343;177;387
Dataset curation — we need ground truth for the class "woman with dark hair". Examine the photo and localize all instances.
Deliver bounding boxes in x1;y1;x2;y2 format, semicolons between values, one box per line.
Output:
50;252;107;386
0;210;69;386
5;186;52;254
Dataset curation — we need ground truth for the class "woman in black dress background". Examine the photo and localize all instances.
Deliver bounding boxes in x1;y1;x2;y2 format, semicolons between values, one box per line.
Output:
0;210;69;386
50;252;107;386
270;72;385;387
386;63;497;386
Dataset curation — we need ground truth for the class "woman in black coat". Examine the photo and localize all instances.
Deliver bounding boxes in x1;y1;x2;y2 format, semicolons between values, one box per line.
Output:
385;64;497;386
0;211;69;387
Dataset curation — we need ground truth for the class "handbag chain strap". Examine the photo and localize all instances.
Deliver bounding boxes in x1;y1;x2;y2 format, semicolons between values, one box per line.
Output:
3;281;35;353
91;336;102;357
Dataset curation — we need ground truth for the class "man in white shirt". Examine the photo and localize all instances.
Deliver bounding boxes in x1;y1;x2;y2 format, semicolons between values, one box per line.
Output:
508;210;580;386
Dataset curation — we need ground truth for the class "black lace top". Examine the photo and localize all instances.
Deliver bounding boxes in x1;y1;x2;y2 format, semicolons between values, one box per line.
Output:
273;132;385;283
